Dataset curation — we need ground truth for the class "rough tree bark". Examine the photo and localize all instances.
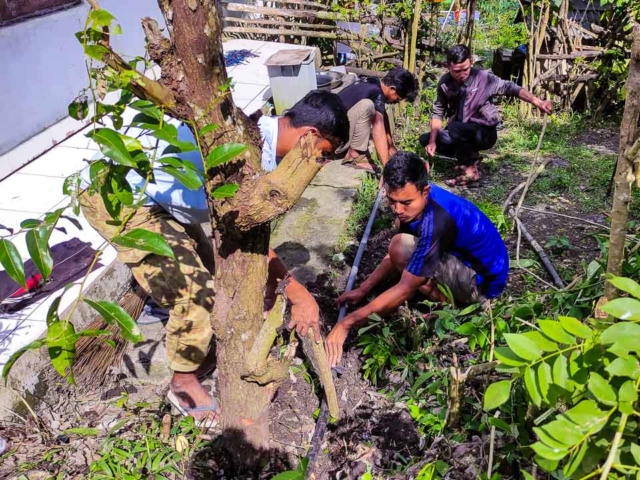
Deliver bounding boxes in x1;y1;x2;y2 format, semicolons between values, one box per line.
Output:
604;21;640;300
89;0;335;466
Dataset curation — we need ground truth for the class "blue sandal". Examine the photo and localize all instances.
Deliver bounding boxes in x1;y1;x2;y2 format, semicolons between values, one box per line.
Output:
167;390;220;429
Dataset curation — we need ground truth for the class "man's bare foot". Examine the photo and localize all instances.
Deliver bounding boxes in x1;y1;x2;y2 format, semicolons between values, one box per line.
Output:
170;372;219;422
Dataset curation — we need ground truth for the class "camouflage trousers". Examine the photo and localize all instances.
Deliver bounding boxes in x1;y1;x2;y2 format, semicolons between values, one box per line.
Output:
79;192;215;373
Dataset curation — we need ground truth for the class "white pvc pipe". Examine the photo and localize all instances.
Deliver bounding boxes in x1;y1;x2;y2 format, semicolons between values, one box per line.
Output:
338;185;386;322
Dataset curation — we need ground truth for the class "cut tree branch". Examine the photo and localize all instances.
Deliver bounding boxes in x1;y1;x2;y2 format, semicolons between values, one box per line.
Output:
216;133;326;231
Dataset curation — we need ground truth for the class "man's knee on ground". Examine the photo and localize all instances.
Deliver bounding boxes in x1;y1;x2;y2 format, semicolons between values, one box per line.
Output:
388;234;414;271
419;132;431;147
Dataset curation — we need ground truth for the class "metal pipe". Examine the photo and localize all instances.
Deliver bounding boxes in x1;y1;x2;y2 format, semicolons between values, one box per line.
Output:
338;185;386;322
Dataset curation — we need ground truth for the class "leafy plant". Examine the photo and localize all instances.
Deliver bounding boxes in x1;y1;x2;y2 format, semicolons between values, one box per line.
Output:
484;275;640;478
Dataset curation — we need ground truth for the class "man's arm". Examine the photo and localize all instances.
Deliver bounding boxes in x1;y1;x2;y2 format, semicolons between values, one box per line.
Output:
337;254;397;306
267;249;320;339
326;271;426;367
426;83;447;157
491;73;552;114
518;88;553;114
372;111;391;165
383;111;397;157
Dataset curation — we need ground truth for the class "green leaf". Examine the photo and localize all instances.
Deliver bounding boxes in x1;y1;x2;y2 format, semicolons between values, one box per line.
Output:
0;239;26;288
619;380;637;403
89;9;116;27
541;418;584;446
563;441;588;478
159;166;203;190
538;320;576;344
522;473;535;480
483;380;512;411
131;113;160;130
84;299;143;343
20;219;42;229
456;322;477;335
538;362;552;403
47;320;76;384
601;298;640;321
605;356;640;379
63;427;100;437
535;456;559;473
588;372;617;406
631;443;640;465
130;100;163;121
88;129;137;167
68;97;89;120
558;316;592;339
211;183;240;200
2;340;45;382
205;143;248;169
118;133;144;152
271;471;305;480
533;426;570;449
563;400;608;430
110;174;134;206
553;355;570;391
84;44;109;61
153;125;197;153
600;322;640;352
199;124;219;136
523;331;559;352
26;228;53;280
494;347;528;366
488;417;512;433
503;333;541;361
530;441;569;461
112;229;175;259
46;294;63;326
525;366;542;407
608;276;640;299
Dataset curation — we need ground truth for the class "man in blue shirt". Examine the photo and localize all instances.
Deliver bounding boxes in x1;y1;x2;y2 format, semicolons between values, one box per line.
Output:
325;151;509;367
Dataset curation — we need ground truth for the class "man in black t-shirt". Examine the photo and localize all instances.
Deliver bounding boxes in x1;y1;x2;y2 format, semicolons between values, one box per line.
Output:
338;68;417;172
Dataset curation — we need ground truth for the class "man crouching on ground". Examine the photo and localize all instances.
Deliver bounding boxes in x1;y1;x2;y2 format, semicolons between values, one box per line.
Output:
325;151;509;367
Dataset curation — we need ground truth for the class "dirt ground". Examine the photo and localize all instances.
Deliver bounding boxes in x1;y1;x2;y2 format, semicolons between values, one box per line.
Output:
0;125;622;479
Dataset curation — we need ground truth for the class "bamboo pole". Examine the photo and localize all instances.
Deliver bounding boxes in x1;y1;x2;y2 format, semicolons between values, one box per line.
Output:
222;0;329;9
408;0;423;73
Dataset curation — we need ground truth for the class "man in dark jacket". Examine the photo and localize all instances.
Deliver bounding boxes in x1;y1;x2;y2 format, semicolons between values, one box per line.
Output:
421;44;552;186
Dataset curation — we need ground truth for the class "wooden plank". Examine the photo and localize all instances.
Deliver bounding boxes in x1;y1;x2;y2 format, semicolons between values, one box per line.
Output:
222;0;329;9
222;16;334;30
345;66;385;78
224;26;345;39
225;2;340;21
536;51;602;60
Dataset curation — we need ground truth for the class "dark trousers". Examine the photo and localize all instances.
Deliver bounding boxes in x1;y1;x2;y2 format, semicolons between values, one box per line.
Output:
419;122;498;166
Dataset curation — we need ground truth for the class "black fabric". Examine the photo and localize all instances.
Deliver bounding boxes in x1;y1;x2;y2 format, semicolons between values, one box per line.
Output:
419;122;498;166
338;78;386;114
456;85;467;122
0;238;102;313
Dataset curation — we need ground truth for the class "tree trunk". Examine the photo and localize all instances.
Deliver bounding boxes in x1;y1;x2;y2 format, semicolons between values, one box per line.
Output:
142;0;328;464
604;21;640;300
461;0;477;48
408;0;423;73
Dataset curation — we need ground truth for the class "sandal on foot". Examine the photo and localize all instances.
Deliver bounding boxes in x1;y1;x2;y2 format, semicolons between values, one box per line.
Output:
167;390;220;429
445;174;480;187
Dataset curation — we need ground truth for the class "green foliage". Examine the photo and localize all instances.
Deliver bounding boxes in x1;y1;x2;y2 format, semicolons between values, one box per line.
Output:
271;457;308;480
474;0;527;54
484;275;640;478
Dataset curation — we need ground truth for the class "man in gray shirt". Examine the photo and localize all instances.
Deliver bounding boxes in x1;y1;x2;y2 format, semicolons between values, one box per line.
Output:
420;44;552;186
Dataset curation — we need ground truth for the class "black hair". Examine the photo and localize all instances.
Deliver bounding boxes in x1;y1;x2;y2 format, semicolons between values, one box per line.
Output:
383;151;430;191
382;68;418;102
447;44;471;64
284;90;349;148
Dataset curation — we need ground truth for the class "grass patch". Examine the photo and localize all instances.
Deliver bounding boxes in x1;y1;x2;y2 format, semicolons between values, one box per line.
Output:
337;174;381;253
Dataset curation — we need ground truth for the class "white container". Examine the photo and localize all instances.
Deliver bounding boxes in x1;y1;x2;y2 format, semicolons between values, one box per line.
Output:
265;49;317;114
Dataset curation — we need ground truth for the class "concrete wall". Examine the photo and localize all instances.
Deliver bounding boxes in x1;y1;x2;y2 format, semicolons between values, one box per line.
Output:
0;0;163;163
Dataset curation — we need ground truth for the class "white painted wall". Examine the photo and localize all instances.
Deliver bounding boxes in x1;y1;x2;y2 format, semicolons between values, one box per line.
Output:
0;0;163;176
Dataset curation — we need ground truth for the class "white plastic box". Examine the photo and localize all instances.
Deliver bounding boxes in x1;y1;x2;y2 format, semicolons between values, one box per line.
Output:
265;49;317;114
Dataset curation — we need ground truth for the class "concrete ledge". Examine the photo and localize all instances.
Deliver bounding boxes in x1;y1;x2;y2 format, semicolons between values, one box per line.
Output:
0;260;131;411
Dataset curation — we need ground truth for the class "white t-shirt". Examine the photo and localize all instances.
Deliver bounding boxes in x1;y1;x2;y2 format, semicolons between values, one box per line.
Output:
81;119;279;225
